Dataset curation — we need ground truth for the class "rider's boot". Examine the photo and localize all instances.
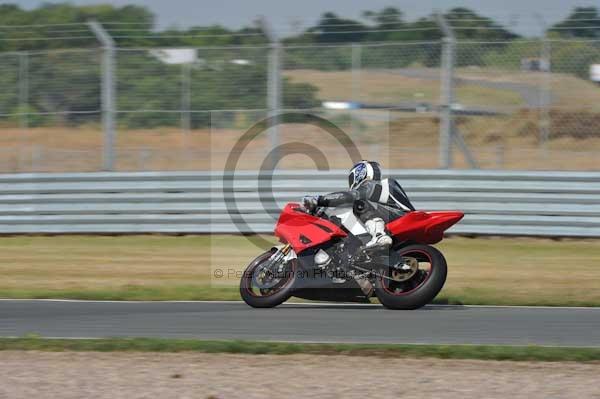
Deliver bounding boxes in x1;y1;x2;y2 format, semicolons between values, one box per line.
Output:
365;218;392;249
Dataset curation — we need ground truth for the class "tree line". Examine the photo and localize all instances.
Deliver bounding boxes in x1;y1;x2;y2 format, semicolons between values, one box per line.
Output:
1;4;598;51
0;3;599;128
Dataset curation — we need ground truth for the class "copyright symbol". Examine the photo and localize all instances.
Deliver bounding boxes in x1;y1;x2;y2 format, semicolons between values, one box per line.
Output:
213;269;224;278
223;112;362;250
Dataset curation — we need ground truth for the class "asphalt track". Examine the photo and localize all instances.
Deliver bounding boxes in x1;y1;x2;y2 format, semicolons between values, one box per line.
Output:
1;300;599;347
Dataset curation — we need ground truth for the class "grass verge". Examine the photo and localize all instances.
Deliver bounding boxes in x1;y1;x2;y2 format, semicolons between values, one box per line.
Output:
1;235;600;306
1;337;600;362
0;286;241;301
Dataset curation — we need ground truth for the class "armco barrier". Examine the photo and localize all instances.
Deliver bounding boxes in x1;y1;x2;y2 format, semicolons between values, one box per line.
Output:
0;170;599;237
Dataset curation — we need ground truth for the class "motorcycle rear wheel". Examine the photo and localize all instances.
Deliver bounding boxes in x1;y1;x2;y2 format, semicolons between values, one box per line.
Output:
374;244;447;310
240;249;296;308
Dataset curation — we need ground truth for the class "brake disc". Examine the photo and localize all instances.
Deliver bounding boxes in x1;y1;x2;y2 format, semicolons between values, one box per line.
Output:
391;256;419;282
252;265;281;289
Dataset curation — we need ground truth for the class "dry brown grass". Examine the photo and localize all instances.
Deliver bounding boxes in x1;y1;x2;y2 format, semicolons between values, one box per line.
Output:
286;67;600;109
1;68;600;172
0;235;599;305
437;237;600;306
2;111;600;172
284;69;524;106
459;68;600;109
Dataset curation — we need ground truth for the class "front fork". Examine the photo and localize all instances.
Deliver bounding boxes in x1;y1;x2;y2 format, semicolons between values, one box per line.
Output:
270;243;291;260
266;244;292;274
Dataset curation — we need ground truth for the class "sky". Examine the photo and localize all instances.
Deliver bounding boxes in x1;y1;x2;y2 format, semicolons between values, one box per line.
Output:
9;0;599;37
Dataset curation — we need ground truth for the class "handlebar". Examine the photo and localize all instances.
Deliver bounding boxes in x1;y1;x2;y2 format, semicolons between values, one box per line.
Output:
299;203;322;216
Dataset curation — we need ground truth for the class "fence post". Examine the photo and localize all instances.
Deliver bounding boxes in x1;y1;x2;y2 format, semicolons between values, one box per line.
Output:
88;20;116;171
351;43;362;139
538;17;552;150
18;52;29;130
18;52;29;171
260;17;281;169
436;12;455;169
181;61;192;133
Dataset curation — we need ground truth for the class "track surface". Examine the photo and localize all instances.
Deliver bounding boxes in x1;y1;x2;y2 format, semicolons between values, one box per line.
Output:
1;300;599;346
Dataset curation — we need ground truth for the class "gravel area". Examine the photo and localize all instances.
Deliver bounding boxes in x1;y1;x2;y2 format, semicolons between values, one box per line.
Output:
1;351;599;399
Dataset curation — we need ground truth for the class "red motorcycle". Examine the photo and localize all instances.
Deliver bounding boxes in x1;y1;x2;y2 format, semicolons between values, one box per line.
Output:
240;196;463;310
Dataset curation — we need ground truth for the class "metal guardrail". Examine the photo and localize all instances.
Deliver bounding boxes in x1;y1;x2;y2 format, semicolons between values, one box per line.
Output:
0;170;599;237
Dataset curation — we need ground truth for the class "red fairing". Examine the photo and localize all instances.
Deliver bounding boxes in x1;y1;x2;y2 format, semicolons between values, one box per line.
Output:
386;211;464;245
275;203;347;253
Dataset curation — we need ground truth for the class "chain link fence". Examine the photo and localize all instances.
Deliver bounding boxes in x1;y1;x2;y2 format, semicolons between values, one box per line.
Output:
1;38;600;172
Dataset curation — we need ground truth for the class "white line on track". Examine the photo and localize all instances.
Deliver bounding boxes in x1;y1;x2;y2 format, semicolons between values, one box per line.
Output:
0;298;599;310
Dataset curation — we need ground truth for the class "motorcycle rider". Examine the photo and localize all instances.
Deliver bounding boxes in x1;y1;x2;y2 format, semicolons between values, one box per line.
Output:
303;161;414;249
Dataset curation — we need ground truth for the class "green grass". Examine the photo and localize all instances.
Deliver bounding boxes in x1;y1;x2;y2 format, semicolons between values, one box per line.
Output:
2;337;600;362
0;286;474;303
0;286;240;301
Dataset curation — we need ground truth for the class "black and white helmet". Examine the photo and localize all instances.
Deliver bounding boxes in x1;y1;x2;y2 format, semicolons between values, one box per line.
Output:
348;160;381;189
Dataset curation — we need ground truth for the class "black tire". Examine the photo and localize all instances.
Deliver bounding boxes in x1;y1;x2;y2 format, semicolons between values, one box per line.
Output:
240;249;296;308
374;244;447;310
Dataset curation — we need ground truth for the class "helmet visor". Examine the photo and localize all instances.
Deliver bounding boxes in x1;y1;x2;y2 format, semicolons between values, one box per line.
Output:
349;163;367;189
348;170;355;188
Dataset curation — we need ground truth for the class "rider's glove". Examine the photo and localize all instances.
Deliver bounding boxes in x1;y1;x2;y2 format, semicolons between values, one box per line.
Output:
302;195;319;212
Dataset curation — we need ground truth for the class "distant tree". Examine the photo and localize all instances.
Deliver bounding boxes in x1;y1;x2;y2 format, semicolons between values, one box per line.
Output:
444;8;519;40
363;7;408;41
305;12;368;43
550;6;600;38
0;3;266;50
275;6;524;48
363;7;404;28
0;3;311;128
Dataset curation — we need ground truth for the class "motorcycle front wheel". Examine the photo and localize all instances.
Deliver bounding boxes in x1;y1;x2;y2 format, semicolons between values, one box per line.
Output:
374;244;447;310
240;249;297;308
